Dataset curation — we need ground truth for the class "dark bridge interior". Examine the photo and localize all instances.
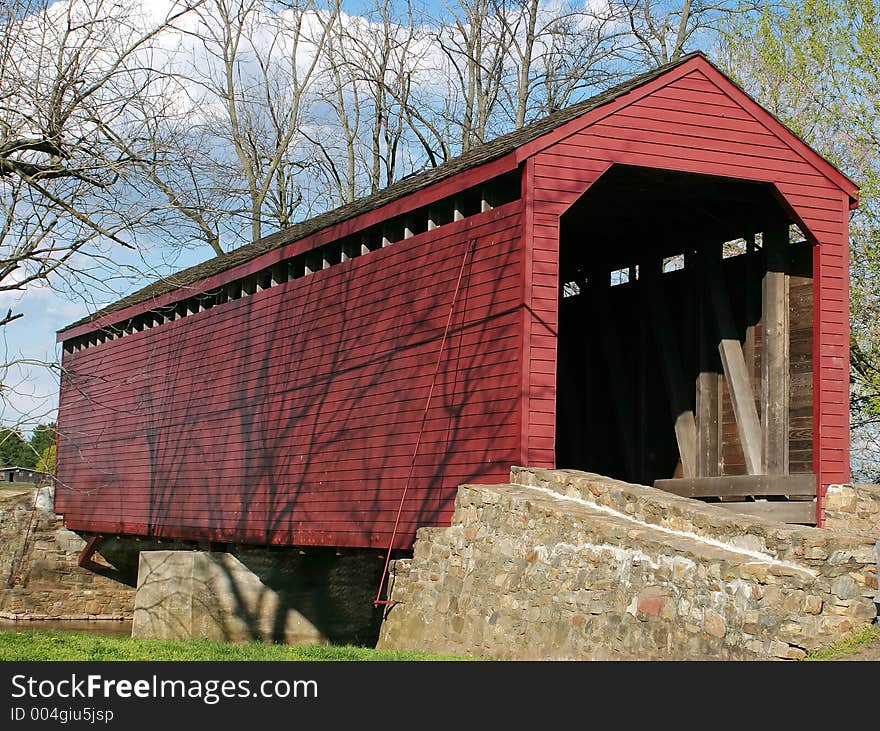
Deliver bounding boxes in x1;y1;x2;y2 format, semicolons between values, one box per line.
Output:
555;165;815;520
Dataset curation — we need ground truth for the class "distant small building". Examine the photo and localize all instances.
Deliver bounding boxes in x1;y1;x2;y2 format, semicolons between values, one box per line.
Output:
0;467;43;484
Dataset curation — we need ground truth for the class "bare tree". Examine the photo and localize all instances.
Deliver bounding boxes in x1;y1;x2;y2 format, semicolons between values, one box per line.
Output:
533;10;624;116
432;0;510;152
494;0;539;129
491;0;623;127
0;0;209;438
0;0;202;325
307;11;362;205
350;0;424;193
184;0;339;243
310;0;420;200
117;74;229;257
618;0;761;67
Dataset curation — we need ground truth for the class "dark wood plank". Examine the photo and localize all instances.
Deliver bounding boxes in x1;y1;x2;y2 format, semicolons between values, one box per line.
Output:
696;372;720;476
762;223;790;474
712;500;816;525
639;286;649;480
655;472;816;498
705;248;764;474
743;235;758;398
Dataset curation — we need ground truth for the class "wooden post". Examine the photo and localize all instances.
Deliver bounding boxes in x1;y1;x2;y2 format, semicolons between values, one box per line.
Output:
642;258;698;478
696;372;721;476
706;244;764;475
743;233;757;384
481;187;493;212
689;249;721;477
638;278;648;481
453;197;464;222
591;270;639;481
77;535;104;569
762;223;790;474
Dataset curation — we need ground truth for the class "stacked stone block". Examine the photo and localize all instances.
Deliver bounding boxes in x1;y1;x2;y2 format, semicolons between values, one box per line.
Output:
824;484;880;540
0;487;135;620
378;468;878;660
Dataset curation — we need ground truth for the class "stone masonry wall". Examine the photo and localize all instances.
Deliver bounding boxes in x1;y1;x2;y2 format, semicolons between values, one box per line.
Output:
1;485;387;643
825;484;880;540
133;549;385;646
1;487;387;644
512;468;878;582
0;487;135;619
377;469;878;660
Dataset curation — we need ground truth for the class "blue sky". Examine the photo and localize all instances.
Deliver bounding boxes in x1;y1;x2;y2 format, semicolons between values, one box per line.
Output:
1;242;208;432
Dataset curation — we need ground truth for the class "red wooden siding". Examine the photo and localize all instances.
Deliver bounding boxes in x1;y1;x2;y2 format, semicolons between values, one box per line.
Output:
813;200;851;523
56;203;523;549
56;54;854;545
520;60;851;514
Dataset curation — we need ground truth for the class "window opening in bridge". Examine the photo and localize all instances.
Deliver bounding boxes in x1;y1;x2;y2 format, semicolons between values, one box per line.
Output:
63;167;522;354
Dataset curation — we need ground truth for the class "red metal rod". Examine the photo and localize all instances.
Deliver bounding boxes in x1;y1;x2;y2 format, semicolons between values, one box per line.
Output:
373;240;475;607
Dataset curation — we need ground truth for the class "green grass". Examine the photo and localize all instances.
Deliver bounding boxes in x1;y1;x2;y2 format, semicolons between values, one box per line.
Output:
803;624;880;661
0;629;465;661
0;482;39;491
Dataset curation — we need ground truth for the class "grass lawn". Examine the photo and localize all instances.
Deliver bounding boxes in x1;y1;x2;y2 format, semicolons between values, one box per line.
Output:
6;624;879;661
0;629;463;661
802;624;880;661
0;482;39;491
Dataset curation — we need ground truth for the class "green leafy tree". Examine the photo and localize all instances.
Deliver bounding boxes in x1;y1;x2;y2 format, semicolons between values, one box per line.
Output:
0;428;31;469
720;0;880;479
36;445;56;476
29;424;56;462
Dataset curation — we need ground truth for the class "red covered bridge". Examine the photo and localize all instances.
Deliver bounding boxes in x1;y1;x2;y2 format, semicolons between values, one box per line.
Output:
55;53;857;551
